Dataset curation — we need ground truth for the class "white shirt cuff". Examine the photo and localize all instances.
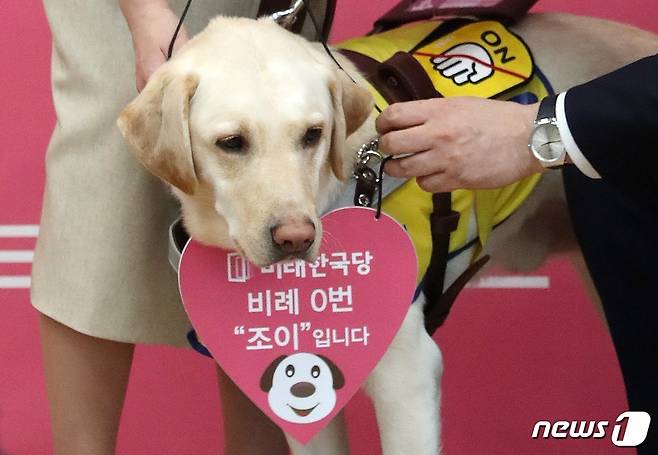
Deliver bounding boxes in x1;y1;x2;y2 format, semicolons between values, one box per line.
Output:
556;91;601;179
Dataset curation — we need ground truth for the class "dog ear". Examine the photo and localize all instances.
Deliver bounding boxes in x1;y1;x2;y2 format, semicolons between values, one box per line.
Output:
117;70;200;195
328;70;374;181
260;355;288;392
318;355;345;390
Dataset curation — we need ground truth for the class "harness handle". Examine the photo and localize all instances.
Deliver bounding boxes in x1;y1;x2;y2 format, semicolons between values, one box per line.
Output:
339;46;495;333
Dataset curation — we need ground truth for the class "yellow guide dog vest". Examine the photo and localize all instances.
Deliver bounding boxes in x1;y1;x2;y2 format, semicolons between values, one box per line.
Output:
337;20;552;283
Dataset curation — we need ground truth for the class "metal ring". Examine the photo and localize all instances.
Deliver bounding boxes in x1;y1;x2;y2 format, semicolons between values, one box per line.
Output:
359;150;384;165
357;138;384;165
270;0;305;29
357;194;371;206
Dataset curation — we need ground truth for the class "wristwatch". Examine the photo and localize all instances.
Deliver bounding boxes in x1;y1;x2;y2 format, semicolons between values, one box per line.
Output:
529;95;571;168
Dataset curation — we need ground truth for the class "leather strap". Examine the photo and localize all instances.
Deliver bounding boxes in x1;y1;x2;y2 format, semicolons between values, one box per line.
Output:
339;50;441;104
425;254;490;334
341;48;476;333
422;194;460;333
537;94;557;121
353;164;379;207
337;49;381;85
377;52;441;102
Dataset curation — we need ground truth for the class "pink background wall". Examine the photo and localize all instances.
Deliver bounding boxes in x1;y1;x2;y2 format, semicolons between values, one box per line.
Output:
1;1;656;454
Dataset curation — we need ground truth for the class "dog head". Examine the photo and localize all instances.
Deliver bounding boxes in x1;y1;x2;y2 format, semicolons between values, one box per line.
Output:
117;17;373;266
260;352;344;423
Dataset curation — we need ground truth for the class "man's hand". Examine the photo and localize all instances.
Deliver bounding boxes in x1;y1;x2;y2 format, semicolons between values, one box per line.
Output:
377;97;543;193
119;0;189;91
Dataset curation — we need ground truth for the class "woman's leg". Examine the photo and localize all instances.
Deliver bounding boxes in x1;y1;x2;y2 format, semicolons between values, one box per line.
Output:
39;315;134;455
216;366;289;455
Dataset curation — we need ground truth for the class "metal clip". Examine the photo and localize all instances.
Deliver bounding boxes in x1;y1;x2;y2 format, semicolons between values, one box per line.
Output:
356;138;384;166
353;138;384;207
270;0;305;29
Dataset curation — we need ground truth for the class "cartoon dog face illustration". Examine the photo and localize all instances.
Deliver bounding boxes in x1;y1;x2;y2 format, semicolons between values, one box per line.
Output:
260;353;344;424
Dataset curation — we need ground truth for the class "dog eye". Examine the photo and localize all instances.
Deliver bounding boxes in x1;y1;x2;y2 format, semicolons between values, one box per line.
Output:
311;365;320;378
285;365;295;377
216;135;245;153
302;127;322;148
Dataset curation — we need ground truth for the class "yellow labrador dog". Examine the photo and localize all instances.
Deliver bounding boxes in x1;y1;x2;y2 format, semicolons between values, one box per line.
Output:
118;14;657;455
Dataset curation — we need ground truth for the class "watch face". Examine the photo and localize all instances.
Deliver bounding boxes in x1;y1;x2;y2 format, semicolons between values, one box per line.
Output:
531;123;565;162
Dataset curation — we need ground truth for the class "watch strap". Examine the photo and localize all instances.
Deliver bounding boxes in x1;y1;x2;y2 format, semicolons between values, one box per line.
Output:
536;94;558;122
546;153;572;170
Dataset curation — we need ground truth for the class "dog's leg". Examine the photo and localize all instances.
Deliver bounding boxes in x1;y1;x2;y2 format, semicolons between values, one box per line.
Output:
285;411;350;455
364;297;443;455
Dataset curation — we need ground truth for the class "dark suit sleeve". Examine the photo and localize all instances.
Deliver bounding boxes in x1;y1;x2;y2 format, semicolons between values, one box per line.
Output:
564;54;658;192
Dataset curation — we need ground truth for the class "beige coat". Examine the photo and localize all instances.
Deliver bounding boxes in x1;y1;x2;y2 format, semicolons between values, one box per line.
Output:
31;0;328;346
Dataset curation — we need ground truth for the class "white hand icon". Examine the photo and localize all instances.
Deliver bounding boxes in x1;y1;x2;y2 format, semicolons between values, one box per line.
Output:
431;43;494;85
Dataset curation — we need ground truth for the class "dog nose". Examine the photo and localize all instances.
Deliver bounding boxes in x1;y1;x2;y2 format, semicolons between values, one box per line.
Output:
290;381;316;398
271;217;315;254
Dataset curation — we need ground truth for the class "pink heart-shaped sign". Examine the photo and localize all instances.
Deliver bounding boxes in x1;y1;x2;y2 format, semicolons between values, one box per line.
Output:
179;207;417;444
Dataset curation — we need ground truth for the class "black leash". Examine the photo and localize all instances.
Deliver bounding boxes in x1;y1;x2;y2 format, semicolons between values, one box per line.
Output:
168;0;193;60
301;0;383;117
300;0;389;217
375;156;392;219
